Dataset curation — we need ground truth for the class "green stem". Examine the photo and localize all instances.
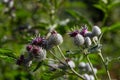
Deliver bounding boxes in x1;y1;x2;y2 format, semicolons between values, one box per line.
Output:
49;50;65;65
57;46;66;60
56;46;85;79
70;67;85;80
102;14;108;27
45;58;59;62
98;52;111;80
84;50;98;80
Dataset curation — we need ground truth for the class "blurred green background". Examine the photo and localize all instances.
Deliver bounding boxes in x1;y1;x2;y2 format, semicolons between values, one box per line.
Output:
0;0;120;80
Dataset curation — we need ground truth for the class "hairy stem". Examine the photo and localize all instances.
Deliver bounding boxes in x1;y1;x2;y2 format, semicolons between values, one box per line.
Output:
57;46;66;60
98;52;111;80
49;50;65;65
102;14;108;27
56;46;85;79
84;50;98;80
70;67;85;79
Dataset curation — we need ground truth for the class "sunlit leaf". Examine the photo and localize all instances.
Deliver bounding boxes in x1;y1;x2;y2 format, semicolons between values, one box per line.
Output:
102;23;120;33
0;48;17;59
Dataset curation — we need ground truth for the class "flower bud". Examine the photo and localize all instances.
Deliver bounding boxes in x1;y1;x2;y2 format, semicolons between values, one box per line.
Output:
69;31;84;46
69;30;79;37
73;34;84;46
48;31;63;46
16;55;25;65
79;62;86;72
84;37;92;47
16;55;33;67
31;46;46;61
26;44;33;52
79;62;86;68
83;74;90;80
89;75;95;80
85;31;93;38
93;36;98;43
66;59;75;68
93;68;97;74
92;26;101;36
9;0;14;8
85;63;92;72
49;64;59;71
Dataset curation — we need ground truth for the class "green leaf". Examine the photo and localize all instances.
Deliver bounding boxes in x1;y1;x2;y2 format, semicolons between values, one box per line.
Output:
50;70;66;79
94;4;106;13
108;1;120;10
102;23;120;33
16;9;31;19
40;70;66;80
0;55;15;62
0;48;17;59
65;10;92;26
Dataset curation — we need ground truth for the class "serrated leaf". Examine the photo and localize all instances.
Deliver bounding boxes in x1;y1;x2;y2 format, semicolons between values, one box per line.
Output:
0;55;15;62
0;48;17;59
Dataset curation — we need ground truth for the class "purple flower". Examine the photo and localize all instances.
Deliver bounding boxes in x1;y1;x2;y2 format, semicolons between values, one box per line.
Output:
26;44;33;52
69;30;79;37
30;45;46;61
80;26;88;37
69;30;84;46
16;55;25;65
32;37;43;45
32;45;40;54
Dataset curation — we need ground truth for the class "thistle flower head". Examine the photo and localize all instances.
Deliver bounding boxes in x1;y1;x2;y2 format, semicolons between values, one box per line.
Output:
69;29;85;46
73;34;84;46
66;58;75;68
29;45;46;61
47;30;63;46
34;48;46;61
92;26;101;36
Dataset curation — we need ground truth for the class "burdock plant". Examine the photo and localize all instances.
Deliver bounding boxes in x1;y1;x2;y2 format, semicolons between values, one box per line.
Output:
16;25;111;80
